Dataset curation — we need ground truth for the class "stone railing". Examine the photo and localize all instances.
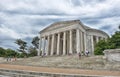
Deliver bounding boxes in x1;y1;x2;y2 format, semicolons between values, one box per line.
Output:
103;49;120;62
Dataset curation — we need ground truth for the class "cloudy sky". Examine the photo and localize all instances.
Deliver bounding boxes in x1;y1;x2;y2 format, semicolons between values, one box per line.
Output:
0;0;120;49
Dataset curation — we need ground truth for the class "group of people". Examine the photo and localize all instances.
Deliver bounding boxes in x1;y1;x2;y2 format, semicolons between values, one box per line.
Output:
78;50;89;59
6;56;17;62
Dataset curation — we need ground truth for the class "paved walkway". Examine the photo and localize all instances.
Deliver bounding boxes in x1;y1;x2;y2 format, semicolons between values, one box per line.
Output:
0;64;120;77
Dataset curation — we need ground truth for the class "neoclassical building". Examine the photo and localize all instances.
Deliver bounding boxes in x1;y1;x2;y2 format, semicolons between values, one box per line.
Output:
38;20;108;56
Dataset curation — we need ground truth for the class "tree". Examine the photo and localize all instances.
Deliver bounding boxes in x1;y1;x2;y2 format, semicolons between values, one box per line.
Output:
31;36;39;49
5;49;17;57
0;47;6;57
109;29;120;48
0;47;22;58
94;26;120;55
118;25;120;31
94;40;108;55
28;46;37;57
15;39;27;54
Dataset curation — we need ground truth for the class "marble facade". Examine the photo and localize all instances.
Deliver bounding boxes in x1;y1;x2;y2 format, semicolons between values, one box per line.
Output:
38;20;108;56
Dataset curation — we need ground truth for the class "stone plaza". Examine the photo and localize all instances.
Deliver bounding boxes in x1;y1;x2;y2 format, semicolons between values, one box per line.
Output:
38;20;108;56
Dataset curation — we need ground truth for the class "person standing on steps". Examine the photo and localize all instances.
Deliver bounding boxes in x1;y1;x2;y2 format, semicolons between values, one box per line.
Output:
78;52;81;59
85;50;89;57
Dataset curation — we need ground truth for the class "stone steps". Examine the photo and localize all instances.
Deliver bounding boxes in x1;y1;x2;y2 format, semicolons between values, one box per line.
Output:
3;55;120;71
0;68;110;77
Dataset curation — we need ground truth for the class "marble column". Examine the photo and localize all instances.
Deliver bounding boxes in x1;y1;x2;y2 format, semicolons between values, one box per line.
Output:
38;36;42;56
69;30;73;54
84;33;87;51
51;34;55;55
43;37;46;55
105;37;107;41
76;29;80;53
91;35;94;55
101;37;104;40
96;36;99;43
80;31;83;52
57;33;60;55
46;36;50;56
63;31;66;55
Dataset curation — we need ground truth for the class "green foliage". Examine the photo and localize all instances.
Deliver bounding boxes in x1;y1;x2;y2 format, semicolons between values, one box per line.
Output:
110;31;120;48
15;39;27;53
94;26;120;55
0;47;6;57
0;37;39;58
118;25;120;30
0;47;21;58
31;36;39;49
94;47;103;55
94;40;107;55
28;46;37;57
17;53;27;58
5;49;17;57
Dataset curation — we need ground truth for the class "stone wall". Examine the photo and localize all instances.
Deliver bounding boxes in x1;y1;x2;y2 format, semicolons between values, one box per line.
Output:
103;49;120;62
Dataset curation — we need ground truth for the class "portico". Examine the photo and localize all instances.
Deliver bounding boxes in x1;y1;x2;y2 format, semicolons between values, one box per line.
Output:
38;20;108;56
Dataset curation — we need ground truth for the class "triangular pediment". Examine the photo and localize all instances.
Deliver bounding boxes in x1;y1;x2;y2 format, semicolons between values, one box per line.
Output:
40;20;86;33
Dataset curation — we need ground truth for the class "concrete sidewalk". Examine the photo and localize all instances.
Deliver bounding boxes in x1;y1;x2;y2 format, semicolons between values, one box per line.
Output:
0;64;120;77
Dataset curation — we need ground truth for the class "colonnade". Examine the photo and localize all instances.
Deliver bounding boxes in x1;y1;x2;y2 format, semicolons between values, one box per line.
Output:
89;35;105;55
38;29;86;56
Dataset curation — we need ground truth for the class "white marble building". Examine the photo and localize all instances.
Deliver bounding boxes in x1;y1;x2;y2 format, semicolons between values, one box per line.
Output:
38;20;108;56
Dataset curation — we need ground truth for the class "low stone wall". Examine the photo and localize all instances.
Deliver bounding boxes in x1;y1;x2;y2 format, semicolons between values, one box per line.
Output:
103;49;120;62
0;68;108;77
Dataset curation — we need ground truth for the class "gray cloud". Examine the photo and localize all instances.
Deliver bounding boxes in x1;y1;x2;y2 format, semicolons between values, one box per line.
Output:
0;0;120;49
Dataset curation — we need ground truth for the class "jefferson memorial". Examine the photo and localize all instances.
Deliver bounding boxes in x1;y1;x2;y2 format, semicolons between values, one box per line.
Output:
38;20;108;56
